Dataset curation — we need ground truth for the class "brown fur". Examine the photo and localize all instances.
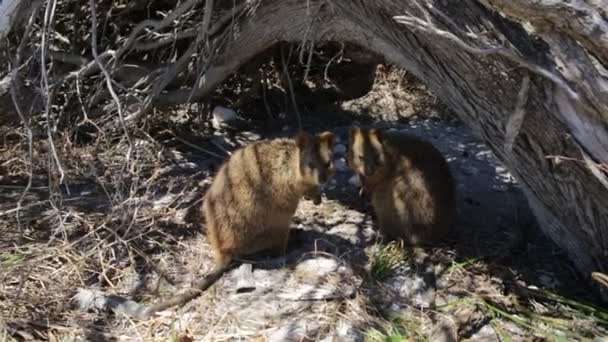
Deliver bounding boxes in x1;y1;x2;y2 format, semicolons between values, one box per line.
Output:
347;127;456;245
203;130;336;269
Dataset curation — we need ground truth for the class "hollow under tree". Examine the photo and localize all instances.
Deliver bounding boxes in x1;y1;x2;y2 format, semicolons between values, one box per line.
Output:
1;0;607;296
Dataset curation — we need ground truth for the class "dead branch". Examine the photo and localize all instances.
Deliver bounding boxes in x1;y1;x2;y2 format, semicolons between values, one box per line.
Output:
89;0;133;164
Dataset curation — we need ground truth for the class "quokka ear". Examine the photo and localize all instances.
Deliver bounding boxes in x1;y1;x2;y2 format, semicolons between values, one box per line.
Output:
295;131;312;149
318;131;335;148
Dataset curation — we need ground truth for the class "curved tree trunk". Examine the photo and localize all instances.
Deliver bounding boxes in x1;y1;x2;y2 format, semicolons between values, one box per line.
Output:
2;0;607;291
167;0;608;286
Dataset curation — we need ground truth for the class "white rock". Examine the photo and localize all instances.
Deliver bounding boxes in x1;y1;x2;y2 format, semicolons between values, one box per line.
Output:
295;257;339;278
268;321;307;342
348;174;361;188
211;106;236;129
334;144;347;155
388;273;436;309
153;194;176;210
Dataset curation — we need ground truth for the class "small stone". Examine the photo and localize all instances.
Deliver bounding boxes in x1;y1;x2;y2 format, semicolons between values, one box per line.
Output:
268;321;306;342
211;106;237;129
387;272;436;309
294;257;339;278
348;175;361;188
334;144;347;155
335;158;349;173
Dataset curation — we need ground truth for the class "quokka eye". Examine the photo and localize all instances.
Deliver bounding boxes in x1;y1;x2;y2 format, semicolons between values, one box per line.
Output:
325;161;331;168
358;155;364;161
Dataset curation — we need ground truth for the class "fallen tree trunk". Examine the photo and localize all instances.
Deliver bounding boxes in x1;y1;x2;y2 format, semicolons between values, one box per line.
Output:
2;0;607;293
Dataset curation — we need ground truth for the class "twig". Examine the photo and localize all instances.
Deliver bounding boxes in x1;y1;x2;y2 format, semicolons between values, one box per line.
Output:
545;155;608;173
89;0;133;166
9;0;42;236
48;49;88;66
114;0;204;62
323;42;345;83
165;130;225;159
40;0;68;191
134;28;199;51
281;45;303;130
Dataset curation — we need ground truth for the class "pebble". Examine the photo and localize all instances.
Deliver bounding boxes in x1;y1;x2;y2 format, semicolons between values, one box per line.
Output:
348;174;361;188
335;158;349;173
211;106;237;129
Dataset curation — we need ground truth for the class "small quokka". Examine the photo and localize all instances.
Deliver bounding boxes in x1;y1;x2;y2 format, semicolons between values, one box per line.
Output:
347;127;456;245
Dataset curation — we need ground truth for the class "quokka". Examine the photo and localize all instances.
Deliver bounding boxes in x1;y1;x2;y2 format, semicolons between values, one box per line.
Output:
347;126;456;245
128;131;336;319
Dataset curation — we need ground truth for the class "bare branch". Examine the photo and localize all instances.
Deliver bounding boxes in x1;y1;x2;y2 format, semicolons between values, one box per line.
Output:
9;0;42;236
40;0;69;198
89;0;133;165
114;0;204;62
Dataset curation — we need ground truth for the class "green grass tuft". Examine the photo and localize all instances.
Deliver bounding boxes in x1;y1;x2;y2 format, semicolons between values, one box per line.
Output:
368;241;407;282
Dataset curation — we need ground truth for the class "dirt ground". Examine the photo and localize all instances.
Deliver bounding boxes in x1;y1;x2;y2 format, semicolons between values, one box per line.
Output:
1;65;608;341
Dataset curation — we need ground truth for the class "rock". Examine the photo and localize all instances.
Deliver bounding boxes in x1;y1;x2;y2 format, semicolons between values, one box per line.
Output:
430;315;458;342
335;158;349;172
153;193;176;210
386;270;436;309
211;106;237;129
268;321;308;342
334;143;347;155
467;323;500;342
348;174;361;188
234;263;256;293
294;257;339;278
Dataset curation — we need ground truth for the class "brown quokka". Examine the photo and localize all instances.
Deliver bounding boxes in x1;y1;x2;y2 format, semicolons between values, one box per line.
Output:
203;130;336;269
128;131;336;319
347;127;456;245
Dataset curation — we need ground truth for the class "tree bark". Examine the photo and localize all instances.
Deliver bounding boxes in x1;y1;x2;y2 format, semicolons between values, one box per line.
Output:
2;0;607;292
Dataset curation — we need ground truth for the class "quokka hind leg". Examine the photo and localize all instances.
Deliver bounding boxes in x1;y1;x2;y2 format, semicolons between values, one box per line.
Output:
231;226;290;260
212;247;233;270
